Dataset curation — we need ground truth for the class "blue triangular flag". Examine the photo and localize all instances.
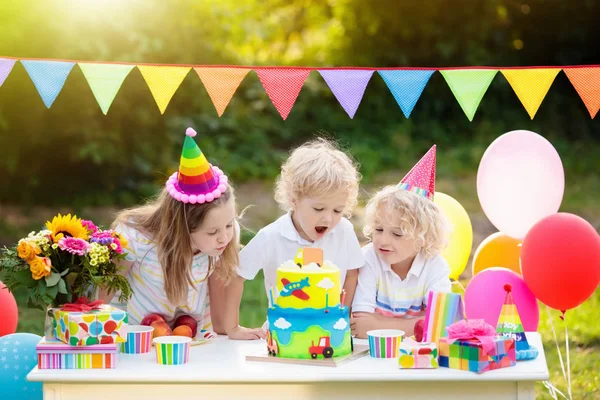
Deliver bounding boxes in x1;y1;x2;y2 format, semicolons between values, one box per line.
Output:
378;70;435;118
21;60;75;108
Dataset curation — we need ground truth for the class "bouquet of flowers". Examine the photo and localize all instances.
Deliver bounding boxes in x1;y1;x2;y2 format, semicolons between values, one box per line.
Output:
0;213;133;310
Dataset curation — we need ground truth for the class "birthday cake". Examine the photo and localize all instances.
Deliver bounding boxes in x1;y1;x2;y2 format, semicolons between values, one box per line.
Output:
266;248;353;359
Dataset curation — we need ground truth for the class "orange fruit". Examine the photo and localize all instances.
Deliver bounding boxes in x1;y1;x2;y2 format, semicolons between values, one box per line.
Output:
172;325;193;338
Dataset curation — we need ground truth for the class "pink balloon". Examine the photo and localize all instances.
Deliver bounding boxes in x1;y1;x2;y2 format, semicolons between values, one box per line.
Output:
477;130;564;239
465;267;539;331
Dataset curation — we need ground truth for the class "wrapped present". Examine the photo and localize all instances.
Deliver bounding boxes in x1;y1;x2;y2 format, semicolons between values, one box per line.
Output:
398;337;438;369
423;290;464;343
52;298;128;346
36;337;118;369
438;319;516;374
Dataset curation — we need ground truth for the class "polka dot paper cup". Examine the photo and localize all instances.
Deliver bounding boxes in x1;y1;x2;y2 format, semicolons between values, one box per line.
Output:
119;325;154;354
153;336;191;365
367;329;405;359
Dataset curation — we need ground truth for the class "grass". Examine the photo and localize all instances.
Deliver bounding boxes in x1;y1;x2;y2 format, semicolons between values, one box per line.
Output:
3;172;599;399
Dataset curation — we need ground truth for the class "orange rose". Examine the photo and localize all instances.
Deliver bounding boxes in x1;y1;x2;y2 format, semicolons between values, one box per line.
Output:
17;240;41;261
29;256;52;280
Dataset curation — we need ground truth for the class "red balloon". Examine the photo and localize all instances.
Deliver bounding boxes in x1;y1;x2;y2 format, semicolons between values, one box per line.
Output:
521;213;600;311
0;281;19;337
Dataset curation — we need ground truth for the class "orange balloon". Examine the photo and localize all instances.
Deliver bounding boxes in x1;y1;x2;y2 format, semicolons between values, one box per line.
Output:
472;232;522;276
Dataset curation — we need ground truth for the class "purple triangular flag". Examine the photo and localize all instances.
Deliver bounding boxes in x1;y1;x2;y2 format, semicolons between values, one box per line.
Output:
21;60;75;108
0;58;17;87
318;69;374;118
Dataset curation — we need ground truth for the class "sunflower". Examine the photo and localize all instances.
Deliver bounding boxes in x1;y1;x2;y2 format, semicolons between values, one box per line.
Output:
45;213;89;243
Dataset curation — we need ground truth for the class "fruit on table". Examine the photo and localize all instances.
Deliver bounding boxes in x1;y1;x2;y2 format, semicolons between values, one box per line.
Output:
174;314;198;337
151;320;173;337
172;325;193;338
414;319;424;342
141;313;167;326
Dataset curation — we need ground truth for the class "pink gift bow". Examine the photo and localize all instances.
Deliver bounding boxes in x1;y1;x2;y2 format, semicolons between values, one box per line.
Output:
445;319;498;355
60;297;105;312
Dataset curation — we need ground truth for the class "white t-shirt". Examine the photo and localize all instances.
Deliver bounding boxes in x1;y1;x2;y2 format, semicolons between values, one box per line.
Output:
352;243;451;318
111;223;213;332
237;212;364;296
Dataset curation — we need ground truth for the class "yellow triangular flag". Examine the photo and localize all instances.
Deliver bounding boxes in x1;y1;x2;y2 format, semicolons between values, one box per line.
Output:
501;68;561;119
194;67;250;116
138;66;191;114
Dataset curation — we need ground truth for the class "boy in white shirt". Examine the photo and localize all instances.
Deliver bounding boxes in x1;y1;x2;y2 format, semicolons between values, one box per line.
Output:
351;145;452;338
224;137;365;339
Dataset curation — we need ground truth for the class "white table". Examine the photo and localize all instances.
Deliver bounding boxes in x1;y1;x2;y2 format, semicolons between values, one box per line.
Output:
28;333;549;400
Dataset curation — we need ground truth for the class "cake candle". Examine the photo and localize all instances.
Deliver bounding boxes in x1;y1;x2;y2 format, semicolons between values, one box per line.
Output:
340;289;346;308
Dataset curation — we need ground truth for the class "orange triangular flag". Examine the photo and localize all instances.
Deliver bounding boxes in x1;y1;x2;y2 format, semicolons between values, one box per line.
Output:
138;66;191;114
255;68;311;120
501;68;561;119
564;67;600;119
194;67;250;116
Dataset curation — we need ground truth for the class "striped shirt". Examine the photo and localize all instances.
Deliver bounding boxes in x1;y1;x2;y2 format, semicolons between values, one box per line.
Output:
352;243;451;319
111;223;212;332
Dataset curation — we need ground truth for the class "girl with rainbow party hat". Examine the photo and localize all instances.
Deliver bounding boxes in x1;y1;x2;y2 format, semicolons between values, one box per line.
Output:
100;128;265;340
351;146;452;339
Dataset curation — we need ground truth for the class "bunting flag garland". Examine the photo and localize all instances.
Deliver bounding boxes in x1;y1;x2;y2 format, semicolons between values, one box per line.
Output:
138;66;191;114
501;68;561;119
254;68;311;120
0;58;16;87
79;63;134;115
0;56;598;120
564;67;600;119
318;69;374;118
194;67;250;116
378;69;434;118
440;69;498;121
21;60;75;108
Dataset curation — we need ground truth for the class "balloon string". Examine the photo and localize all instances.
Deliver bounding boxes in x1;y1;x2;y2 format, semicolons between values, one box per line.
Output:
564;314;573;400
542;381;569;400
451;279;466;293
546;306;569;395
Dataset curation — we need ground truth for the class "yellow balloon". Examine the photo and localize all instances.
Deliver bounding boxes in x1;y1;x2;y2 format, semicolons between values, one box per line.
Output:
472;232;522;276
434;192;473;280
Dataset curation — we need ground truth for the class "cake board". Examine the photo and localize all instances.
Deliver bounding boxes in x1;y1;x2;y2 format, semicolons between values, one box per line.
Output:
245;344;369;367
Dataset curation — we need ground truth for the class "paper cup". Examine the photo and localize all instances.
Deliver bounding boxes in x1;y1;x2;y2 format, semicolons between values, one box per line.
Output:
153;336;191;365
119;325;154;354
367;329;405;358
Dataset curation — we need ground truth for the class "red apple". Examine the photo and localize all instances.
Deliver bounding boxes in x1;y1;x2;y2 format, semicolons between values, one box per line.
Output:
141;313;167;326
174;315;198;337
414;319;424;342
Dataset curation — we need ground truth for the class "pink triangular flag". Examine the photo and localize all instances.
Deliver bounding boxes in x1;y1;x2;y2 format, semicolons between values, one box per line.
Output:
318;69;374;118
398;145;437;200
255;68;311;120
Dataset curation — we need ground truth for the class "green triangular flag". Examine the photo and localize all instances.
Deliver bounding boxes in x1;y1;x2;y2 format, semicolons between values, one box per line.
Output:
440;69;498;121
79;63;134;114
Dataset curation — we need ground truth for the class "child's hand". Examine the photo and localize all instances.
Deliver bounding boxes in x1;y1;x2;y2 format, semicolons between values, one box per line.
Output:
350;312;380;339
227;325;267;340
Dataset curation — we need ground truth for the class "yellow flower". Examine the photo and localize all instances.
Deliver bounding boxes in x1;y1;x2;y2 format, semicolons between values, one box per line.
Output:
45;213;89;243
114;232;128;249
17;240;41;261
29;256;52;280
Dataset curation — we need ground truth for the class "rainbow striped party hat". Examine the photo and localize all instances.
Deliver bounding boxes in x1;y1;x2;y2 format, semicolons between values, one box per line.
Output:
496;284;538;360
166;127;228;204
398;145;436;200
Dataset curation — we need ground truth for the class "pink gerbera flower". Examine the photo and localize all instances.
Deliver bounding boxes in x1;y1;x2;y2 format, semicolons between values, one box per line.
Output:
81;220;98;234
58;237;90;256
111;238;124;254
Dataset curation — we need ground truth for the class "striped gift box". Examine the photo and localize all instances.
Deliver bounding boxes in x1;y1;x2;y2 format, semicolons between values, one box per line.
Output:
36;337;118;369
367;329;405;358
153;336;191;365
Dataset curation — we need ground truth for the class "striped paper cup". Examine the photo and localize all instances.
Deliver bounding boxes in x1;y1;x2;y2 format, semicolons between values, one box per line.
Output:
153;336;191;365
119;325;154;354
367;329;405;358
